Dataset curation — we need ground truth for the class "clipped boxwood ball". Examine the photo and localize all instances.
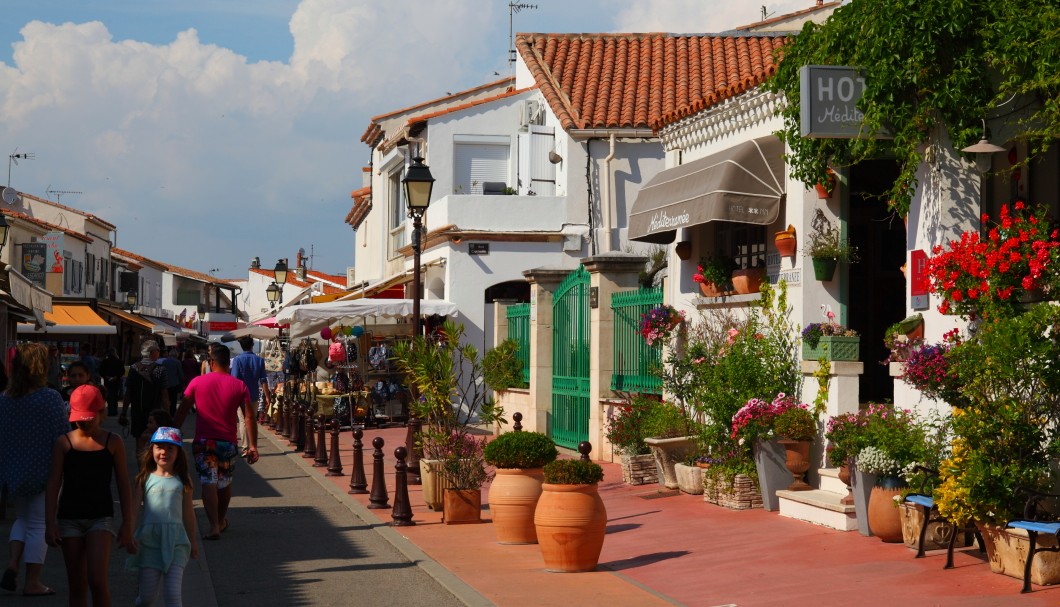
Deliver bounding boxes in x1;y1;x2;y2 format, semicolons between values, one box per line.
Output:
543;459;604;485
483;431;558;469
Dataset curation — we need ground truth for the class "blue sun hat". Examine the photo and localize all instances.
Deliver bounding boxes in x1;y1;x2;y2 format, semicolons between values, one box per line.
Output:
150;426;183;446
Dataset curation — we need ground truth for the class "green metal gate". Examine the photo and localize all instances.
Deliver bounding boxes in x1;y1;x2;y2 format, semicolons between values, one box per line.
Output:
551;266;590;449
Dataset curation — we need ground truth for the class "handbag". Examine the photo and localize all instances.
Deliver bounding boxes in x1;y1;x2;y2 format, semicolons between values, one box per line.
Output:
328;341;346;363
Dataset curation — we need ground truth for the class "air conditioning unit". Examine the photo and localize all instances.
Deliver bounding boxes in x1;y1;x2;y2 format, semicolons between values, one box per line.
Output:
521;100;543;128
346;267;357;289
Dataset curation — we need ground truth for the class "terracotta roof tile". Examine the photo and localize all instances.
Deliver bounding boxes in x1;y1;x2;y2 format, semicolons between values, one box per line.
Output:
515;33;788;131
345;186;371;230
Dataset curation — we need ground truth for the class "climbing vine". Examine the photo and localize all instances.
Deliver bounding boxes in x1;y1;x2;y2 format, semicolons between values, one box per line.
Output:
766;0;1060;217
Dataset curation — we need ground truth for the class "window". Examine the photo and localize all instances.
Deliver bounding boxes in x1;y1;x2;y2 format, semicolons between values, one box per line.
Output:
715;224;767;270
63;253;84;294
388;169;406;259
454;137;511;194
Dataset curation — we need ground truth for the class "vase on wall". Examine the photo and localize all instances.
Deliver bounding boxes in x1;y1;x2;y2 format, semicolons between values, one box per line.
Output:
774;225;797;257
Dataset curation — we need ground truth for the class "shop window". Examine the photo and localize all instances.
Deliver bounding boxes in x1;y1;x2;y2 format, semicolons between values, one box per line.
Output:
714;224;766;269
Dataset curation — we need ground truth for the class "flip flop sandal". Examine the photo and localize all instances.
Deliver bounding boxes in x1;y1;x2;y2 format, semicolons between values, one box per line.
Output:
1;569;16;591
202;533;221;541
23;587;55;597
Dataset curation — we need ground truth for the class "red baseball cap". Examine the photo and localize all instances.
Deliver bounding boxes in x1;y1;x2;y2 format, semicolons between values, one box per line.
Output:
69;385;105;422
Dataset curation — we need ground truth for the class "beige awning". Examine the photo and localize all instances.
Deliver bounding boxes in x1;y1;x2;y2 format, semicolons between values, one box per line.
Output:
628;136;785;244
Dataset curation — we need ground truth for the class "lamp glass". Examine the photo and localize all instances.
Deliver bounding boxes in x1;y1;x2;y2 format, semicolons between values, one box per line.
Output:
265;282;281;303
274;259;288;285
402;157;435;212
126;292;138;307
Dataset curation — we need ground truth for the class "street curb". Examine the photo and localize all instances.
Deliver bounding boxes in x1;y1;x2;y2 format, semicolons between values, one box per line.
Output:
260;429;494;607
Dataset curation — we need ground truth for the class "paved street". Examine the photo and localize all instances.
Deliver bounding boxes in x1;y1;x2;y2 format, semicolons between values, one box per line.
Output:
0;415;473;607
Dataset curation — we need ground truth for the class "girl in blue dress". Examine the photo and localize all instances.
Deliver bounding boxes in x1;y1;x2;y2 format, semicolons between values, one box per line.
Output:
129;427;197;606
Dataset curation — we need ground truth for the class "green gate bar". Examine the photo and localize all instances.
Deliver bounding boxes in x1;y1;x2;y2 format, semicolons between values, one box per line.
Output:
610;287;663;394
506;302;531;387
551;267;590;450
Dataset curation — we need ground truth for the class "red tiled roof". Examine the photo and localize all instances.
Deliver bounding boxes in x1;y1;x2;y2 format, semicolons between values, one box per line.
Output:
18;192;117;229
345;186;372;230
515;33;788;131
404;87;530;126
249;267;344;294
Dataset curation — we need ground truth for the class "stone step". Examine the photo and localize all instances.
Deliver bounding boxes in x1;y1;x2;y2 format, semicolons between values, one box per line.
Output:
777;489;857;532
818;467;850;495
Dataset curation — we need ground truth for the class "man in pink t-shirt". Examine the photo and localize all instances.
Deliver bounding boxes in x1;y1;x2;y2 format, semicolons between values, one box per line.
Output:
174;343;257;540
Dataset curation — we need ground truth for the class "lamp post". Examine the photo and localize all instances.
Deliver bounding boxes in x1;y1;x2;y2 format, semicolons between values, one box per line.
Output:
273;259;288;306
125;290;138;311
265;282;281;309
402;157;435;336
0;213;9;259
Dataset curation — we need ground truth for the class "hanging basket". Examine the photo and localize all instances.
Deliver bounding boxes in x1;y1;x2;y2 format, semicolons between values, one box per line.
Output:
812;258;838;281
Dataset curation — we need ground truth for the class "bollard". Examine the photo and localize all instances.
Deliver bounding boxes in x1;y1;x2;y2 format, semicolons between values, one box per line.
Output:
277;399;288;437
367;437;389;509
348;428;368;493
390;446;415;526
578;441;592;461
404;417;422;485
291;403;304;450
512;412;523;432
302;408;317;459
326;417;344;476
314;414;329;467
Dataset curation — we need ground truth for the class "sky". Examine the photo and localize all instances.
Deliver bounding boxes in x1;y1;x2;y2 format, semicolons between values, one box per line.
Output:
0;0;813;280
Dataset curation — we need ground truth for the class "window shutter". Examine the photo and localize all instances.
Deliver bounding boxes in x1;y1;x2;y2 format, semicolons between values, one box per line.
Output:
527;125;556;196
454;144;510;194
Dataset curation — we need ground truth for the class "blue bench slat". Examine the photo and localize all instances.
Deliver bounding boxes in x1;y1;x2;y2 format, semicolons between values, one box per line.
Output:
905;495;934;509
1007;520;1060;535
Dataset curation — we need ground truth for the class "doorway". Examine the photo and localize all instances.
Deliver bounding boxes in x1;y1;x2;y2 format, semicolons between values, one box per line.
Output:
847;159;905;403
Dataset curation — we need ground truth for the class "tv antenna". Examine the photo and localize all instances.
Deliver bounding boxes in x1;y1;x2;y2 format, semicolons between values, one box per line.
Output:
8;149;34;188
761;6;775;21
46;188;82;204
508;2;538;71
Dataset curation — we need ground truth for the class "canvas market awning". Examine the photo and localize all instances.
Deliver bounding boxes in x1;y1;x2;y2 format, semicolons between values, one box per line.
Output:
17;303;117;335
275;298;458;338
628;136;785;244
98;304;157;331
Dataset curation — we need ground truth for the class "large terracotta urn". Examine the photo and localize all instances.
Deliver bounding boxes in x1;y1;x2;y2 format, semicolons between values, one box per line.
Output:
868;476;907;543
534;483;607;572
778;440;812;491
488;468;544;544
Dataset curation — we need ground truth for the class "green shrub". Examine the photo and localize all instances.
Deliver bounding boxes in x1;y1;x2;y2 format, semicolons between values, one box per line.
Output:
543;459;604;485
482;431;558;469
641;401;690;439
482;339;525;391
773;407;817;441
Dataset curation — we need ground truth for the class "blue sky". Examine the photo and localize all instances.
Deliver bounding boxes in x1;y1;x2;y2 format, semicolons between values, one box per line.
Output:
0;0;809;280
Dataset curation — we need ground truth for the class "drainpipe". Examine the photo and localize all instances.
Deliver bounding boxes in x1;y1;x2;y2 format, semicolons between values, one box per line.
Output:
585;139;597;256
601;133;616;253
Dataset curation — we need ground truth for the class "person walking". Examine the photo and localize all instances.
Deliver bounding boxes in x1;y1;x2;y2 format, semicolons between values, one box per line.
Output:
129;427;197;607
45;384;136;607
122;341;170;456
159;349;183;411
0;343;69;597
230;336;266;458
98;348;125;417
174;343;258;540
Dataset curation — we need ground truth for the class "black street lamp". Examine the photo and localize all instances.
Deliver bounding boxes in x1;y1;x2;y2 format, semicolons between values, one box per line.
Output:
265;281;281;309
125;290;138;311
273;259;288;305
0;213;9;258
402;156;435;335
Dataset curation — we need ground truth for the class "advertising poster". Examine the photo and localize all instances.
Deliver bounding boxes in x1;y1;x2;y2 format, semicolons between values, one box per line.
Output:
42;231;64;273
20;242;47;287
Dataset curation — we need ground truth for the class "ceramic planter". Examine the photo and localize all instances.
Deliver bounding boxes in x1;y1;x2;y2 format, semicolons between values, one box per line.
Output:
535;483;607;572
867;476;906;543
899;502;953;552
977;523;1060;587
619;453;658;486
812;258;837;281
698;281;725;297
488;468;544;544
753;439;789;511
731;267;766;295
774;225;797;257
644;436;697;489
421;458;451;511
802;336;860;361
674;463;704;495
443;488;484;524
852;466;877;536
778;439;812;491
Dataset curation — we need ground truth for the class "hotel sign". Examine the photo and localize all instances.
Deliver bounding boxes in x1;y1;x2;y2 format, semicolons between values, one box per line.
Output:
800;65;888;139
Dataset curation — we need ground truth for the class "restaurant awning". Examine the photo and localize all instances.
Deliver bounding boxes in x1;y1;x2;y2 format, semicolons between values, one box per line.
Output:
628;136;785;244
17;303;117;335
98;304;157;331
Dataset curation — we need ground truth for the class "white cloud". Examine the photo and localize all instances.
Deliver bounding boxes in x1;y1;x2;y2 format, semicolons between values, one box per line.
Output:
612;1;816;32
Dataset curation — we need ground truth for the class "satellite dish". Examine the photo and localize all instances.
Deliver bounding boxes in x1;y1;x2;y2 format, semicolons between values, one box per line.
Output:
1;187;16;204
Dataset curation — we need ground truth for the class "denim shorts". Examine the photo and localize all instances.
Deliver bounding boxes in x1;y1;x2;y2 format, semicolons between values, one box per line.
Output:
58;517;115;538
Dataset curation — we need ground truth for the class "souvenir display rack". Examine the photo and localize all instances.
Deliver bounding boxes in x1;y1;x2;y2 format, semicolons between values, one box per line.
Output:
322;323;413;429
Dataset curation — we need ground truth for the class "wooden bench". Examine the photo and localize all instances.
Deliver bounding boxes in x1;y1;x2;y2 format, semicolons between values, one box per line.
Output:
903;466;983;567
1004;490;1060;593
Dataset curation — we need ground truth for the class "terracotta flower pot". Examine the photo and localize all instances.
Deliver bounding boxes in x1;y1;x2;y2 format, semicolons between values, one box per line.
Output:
868;476;906;542
443;488;484;525
698;281;723;297
778;440;812;491
488;468;544;544
534;483;607;572
774;225;797;257
815;169;836;199
731;267;766;295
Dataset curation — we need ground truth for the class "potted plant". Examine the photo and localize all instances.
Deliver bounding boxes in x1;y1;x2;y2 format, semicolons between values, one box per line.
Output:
731;260;767;295
534;459;607;572
483;431;558;544
439;432;491;524
692;255;736;297
638;304;685;347
773;405;817;491
604;394;659;486
855;446;906;543
801;321;860;361
805;215;858;281
731;392;810;509
882;313;925;372
641;400;698;490
825;411;868;509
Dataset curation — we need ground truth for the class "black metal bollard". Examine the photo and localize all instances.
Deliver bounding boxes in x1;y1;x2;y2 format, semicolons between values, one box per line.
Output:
367;437;389;509
302;408;317;459
326;417;344;476
292;403;304;450
578;441;592;461
277;399;288;437
348;428;368;493
404;417;422;485
390;446;415;526
513;411;523;432
314;414;329;467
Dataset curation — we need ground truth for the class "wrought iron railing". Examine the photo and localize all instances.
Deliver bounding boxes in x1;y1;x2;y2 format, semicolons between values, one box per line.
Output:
610;287;663;394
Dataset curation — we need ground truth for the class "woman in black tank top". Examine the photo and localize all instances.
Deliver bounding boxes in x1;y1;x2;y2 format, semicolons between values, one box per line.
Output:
44;385;136;607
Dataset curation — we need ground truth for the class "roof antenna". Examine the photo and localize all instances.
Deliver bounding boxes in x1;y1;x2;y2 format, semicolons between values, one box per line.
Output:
761;6;775;21
47;188;83;205
8;148;34;188
509;2;538;75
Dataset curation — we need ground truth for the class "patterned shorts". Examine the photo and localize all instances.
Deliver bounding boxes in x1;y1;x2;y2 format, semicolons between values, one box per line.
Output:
192;439;238;489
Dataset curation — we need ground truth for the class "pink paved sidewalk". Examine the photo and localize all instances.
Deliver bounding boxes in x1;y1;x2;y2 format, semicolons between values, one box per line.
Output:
265;423;1056;607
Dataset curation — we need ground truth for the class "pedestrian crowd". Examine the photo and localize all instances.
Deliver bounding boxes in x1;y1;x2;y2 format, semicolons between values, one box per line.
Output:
0;337;262;606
